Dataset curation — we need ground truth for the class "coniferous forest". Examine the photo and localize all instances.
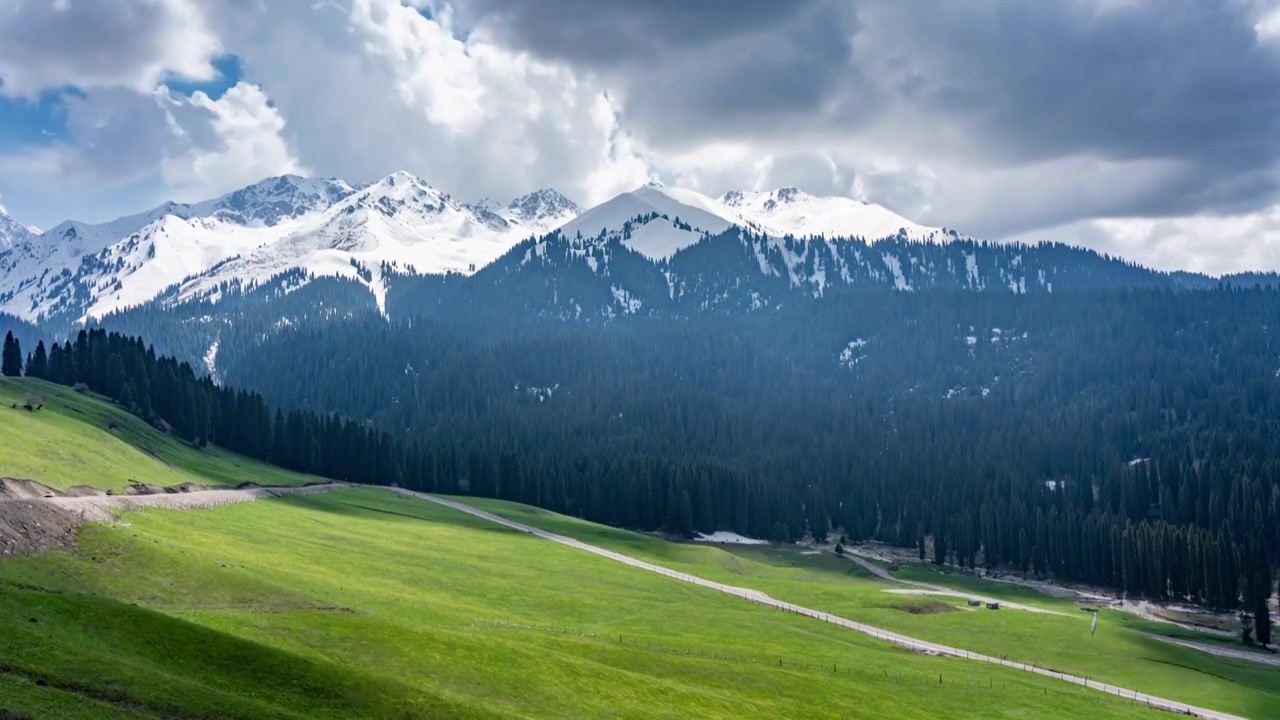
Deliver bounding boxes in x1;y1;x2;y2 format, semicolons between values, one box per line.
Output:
6;285;1279;636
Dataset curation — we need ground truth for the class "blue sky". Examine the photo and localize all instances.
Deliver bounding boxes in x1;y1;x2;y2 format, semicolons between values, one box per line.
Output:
0;55;247;229
0;56;242;153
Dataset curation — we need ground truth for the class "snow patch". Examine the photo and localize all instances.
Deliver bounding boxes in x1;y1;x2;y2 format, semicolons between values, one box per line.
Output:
203;339;220;384
882;253;910;291
694;531;768;545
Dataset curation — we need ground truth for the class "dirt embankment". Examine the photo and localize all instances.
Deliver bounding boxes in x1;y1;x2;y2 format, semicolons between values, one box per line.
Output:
0;477;343;556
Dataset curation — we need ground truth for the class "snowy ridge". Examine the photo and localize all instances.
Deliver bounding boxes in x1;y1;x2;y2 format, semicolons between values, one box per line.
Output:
721;187;956;243
0;170;973;324
557;181;734;261
0;172;576;322
170;172;570;316
0;201;37;250
553;182;962;270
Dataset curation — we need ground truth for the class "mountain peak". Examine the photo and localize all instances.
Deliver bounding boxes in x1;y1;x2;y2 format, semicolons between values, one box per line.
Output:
774;186;803;203
506;188;581;226
382;170;430;187
202;174;357;227
723;187;945;242
0;200;36;249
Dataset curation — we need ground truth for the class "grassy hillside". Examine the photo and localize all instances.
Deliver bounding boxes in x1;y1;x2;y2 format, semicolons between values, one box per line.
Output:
1;487;1153;720
0;377;317;491
461;497;1280;720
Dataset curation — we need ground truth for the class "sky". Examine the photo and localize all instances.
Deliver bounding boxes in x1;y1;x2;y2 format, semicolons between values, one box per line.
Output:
2;0;1280;275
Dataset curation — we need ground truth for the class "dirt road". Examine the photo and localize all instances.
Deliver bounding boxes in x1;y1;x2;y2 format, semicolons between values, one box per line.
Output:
45;483;343;522
406;490;1247;720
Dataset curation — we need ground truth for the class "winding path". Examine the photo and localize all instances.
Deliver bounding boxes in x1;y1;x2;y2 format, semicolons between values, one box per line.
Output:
405;490;1246;720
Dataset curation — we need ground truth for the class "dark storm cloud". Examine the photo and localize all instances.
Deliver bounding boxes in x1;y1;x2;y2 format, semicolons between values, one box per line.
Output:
452;0;821;63
457;0;1280;227
856;1;1280;198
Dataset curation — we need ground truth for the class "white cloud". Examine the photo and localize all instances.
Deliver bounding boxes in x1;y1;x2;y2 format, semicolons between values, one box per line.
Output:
200;0;649;206
160;82;306;202
1008;205;1280;277
0;0;222;97
2;0;1280;275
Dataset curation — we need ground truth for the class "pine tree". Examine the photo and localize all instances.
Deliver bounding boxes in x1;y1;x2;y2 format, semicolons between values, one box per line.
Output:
1;332;21;377
106;353;126;400
27;341;48;379
1255;577;1272;647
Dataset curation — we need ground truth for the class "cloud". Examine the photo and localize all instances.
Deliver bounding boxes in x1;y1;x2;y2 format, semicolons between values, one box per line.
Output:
0;82;302;226
0;0;222;97
3;0;1280;274
456;0;1280;236
160;82;306;202
452;0;814;64
201;0;649;206
1010;207;1280;277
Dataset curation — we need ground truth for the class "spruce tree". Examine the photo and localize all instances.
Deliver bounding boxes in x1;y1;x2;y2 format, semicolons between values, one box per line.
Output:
1;331;21;377
27;341;48;379
1256;576;1273;647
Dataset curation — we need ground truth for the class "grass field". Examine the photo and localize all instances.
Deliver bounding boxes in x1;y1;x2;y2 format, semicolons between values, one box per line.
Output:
0;374;1267;718
1;488;1156;719
460;497;1280;720
0;377;318;491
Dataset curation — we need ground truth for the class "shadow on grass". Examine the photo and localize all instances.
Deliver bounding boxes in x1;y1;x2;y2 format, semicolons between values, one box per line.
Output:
0;585;496;720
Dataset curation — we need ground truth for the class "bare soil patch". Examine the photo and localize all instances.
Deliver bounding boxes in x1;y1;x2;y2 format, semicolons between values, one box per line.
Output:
0;500;84;556
0;478;59;500
0;482;344;555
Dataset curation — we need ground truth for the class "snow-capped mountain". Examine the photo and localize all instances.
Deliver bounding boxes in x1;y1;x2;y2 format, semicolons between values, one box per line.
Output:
558;181;735;260
0;201;37;249
0;171;986;327
170;171;571;314
0;172;576;322
505;189;581;227
721;187;954;242
556;181;958;264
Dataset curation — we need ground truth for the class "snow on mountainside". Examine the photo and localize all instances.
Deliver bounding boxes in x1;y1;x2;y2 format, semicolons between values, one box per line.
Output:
557;181;735;261
0;172;574;322
0;170;961;325
169;172;569;315
555;182;958;264
505;188;581;227
721;187;955;242
0;201;37;249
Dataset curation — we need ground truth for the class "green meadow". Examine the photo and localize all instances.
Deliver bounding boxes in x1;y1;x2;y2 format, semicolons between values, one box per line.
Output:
0;377;316;491
461;497;1280;720
1;488;1152;719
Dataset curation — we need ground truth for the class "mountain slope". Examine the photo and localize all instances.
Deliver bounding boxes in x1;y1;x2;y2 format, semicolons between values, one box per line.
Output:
558;181;734;261
721;187;956;242
0;201;36;249
0;173;576;323
167;172;569;315
0;175;356;322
